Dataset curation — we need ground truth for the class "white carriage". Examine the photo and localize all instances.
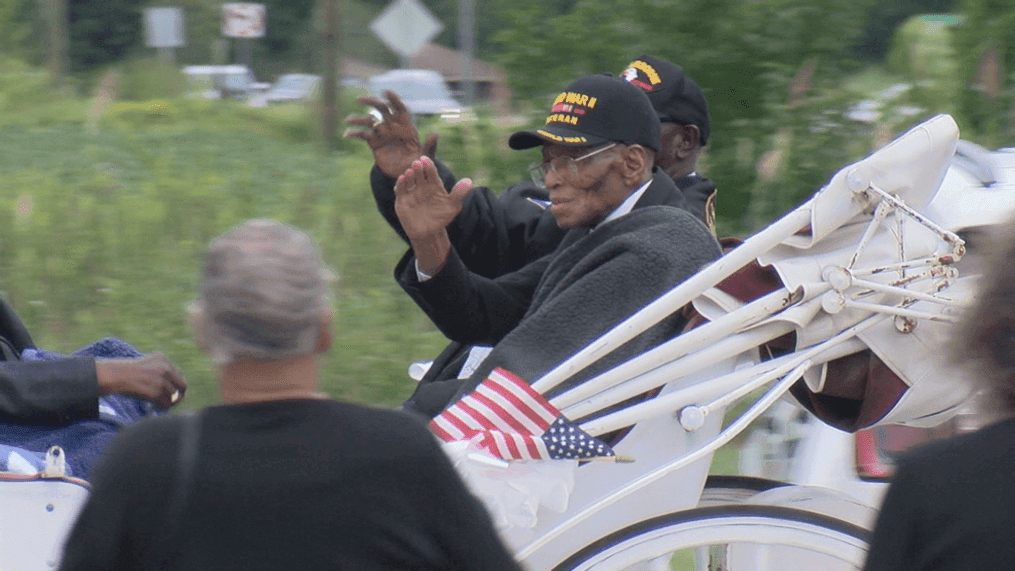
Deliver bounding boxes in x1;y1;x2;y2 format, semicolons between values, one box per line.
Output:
5;113;1015;570
441;113;1015;570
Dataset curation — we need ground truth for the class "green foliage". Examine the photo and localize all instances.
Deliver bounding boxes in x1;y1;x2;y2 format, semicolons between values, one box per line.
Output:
97;96;353;148
116;58;188;101
0;0;32;58
851;0;959;60
0;119;449;409
262;0;316;55
952;0;1015;147
69;0;143;72
421;115;542;193
484;0;891;234
490;0;644;100
0;56;86;127
886;17;961;113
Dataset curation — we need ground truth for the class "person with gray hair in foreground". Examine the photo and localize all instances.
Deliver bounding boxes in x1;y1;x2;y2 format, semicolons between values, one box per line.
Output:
58;219;521;571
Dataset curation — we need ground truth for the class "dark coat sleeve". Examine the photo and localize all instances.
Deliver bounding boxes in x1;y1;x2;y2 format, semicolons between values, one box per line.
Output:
371;162;566;278
395;247;549;346
0;299;99;423
0;359;100;423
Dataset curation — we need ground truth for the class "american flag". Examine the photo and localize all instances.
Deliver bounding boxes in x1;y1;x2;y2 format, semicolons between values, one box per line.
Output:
428;367;615;461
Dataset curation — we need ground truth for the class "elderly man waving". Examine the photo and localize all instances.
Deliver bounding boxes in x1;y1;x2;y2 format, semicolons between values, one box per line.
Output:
394;75;720;418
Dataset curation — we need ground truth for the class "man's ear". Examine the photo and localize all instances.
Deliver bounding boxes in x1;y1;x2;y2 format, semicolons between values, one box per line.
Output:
620;145;651;184
674;125;701;160
314;308;334;354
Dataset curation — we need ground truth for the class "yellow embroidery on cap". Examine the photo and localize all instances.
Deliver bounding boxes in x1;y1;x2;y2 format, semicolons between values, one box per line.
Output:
630;61;661;85
536;129;563;142
545;114;579;125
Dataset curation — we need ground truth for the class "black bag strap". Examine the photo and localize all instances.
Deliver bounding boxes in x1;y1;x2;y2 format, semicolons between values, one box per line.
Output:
160;410;203;568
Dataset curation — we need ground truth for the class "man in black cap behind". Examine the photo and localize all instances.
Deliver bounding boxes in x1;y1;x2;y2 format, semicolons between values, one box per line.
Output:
388;75;720;417
620;55;715;235
346;55;715;281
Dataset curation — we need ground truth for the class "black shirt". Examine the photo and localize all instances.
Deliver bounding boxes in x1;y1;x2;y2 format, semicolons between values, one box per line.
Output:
59;399;521;571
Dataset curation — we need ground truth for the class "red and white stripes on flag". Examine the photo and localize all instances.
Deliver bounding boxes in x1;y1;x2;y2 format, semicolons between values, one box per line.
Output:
429;367;559;460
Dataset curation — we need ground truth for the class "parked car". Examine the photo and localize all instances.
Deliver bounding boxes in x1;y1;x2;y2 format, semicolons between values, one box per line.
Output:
367;69;468;119
247;73;321;107
182;65;271;101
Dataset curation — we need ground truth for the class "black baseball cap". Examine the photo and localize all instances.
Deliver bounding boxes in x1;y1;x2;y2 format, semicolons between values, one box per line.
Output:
508;75;660;152
620;55;710;145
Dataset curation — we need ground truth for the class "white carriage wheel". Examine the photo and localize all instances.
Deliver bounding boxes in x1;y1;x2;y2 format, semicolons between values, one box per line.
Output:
549;504;870;571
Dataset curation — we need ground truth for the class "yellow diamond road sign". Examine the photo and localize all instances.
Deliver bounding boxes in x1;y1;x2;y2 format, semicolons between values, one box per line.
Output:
370;0;443;58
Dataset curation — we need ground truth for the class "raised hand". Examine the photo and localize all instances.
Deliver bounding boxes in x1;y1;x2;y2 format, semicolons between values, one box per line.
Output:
344;90;439;179
394;156;472;275
95;353;187;409
394;157;472;241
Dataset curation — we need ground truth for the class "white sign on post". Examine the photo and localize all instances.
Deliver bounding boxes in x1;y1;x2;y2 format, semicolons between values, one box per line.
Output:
222;3;266;38
143;7;185;48
370;0;443;58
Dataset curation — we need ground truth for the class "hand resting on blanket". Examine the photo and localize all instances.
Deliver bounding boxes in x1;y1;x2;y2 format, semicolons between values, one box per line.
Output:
95;352;186;410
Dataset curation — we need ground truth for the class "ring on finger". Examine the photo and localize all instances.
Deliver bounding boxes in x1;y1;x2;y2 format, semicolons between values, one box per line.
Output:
406;184;416;192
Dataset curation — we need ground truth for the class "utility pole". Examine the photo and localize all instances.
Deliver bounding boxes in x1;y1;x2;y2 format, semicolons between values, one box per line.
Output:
41;0;69;87
320;0;341;151
458;0;475;106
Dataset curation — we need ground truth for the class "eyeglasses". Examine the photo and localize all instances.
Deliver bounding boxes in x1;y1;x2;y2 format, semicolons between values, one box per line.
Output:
528;143;617;189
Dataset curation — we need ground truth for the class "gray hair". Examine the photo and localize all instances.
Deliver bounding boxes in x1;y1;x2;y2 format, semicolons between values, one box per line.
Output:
193;219;333;365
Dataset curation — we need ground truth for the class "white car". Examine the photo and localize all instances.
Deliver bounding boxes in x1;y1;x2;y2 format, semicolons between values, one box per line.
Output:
247;73;321;107
368;69;469;119
182;65;271;101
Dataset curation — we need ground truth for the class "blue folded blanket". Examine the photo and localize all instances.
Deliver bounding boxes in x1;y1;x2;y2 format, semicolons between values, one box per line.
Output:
0;338;161;479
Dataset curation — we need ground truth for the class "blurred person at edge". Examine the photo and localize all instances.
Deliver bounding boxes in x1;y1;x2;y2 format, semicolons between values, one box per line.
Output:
58;219;522;571
0;303;186;422
0;295;186;479
384;75;718;418
345;54;715;282
862;222;1015;571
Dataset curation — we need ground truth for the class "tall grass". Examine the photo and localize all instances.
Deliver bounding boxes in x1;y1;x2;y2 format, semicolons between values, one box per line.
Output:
0;87;467;409
0;50;560;411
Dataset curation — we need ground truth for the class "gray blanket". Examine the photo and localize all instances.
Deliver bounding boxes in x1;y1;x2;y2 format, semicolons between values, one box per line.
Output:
398;170;723;418
461;206;720;411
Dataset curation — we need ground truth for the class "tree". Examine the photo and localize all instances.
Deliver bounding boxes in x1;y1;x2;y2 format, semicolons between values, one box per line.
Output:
952;0;1015;146
68;0;142;72
488;0;878;229
851;0;958;61
0;0;34;61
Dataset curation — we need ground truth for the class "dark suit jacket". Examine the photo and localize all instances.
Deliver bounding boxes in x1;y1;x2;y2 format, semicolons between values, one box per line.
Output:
0;299;99;423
